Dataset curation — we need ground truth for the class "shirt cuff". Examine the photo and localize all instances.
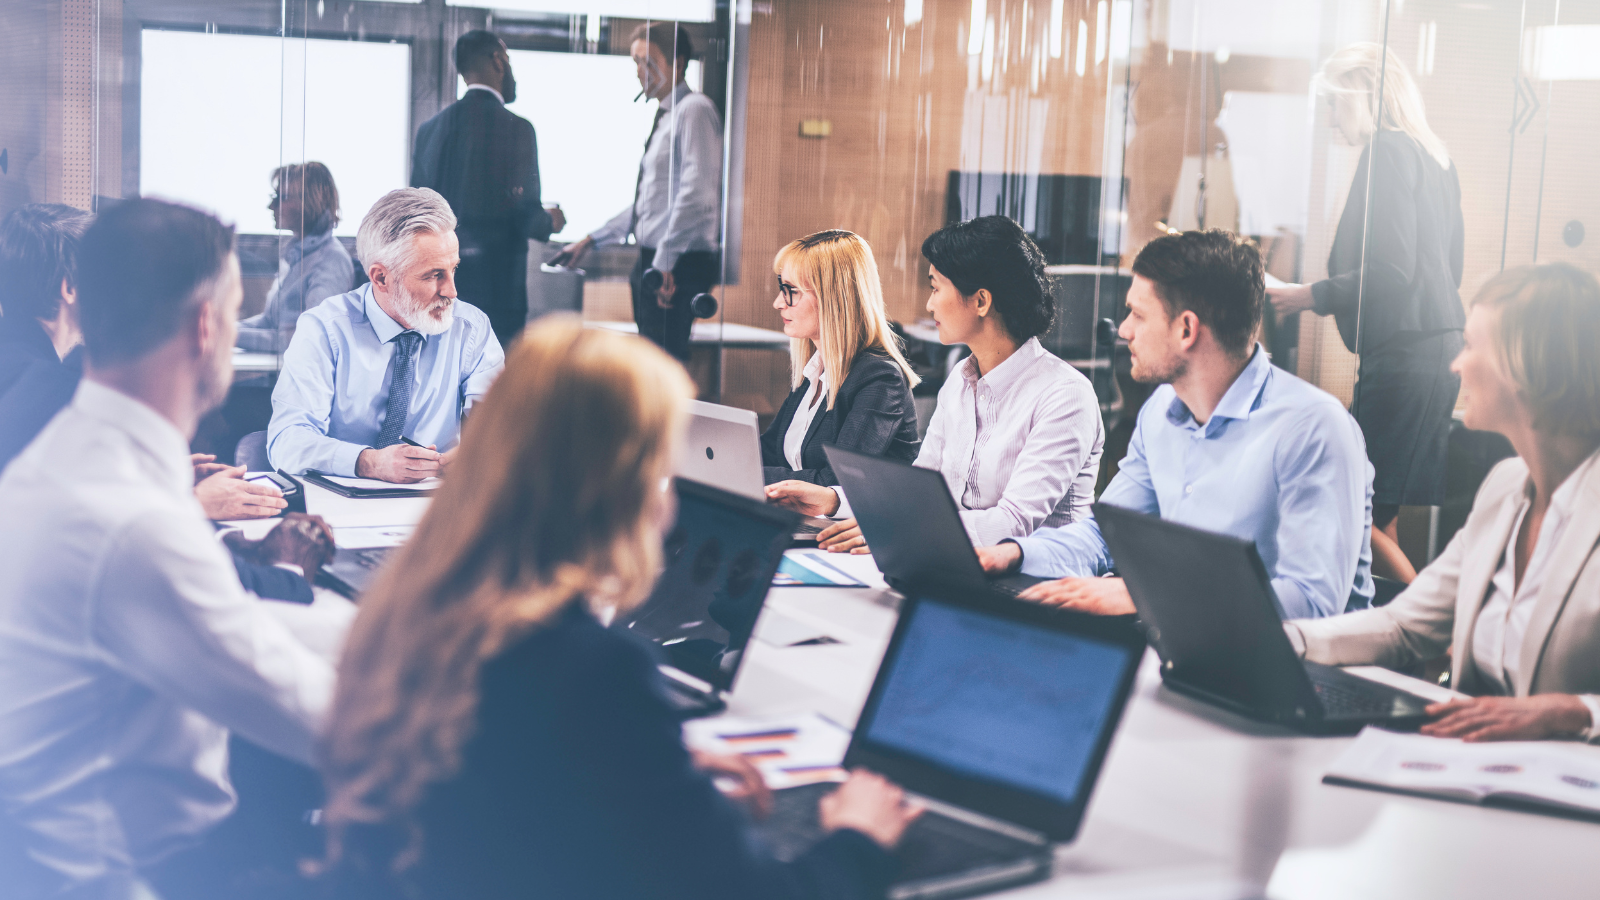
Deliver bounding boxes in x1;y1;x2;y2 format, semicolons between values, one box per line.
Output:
1001;537;1026;571
1283;621;1308;658
831;487;851;519
329;441;367;478
652;247;682;275
1577;695;1600;742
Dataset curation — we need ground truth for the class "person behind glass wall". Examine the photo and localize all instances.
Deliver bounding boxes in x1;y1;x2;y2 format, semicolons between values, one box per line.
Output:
1288;263;1600;744
551;22;722;363
412;29;564;348
760;230;921;506
804;216;1105;551
1268;43;1465;584
319;318;921;900
236;161;354;353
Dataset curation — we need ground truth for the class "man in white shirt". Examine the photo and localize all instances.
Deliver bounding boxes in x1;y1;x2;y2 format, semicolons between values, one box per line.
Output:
553;22;722;361
0;199;351;899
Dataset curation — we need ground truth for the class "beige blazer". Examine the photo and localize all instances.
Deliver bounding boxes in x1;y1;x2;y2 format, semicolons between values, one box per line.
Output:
1294;449;1600;699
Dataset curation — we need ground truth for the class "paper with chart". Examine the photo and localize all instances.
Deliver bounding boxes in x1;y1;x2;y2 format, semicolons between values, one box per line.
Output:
1324;726;1600;816
684;712;853;789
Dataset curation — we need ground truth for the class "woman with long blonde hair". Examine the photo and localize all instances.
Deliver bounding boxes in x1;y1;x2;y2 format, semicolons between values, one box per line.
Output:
1267;42;1465;585
762;229;922;517
321;317;920;899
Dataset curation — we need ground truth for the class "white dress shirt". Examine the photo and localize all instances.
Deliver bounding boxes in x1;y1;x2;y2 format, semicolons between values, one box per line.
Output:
833;338;1103;544
785;353;828;471
0;381;344;892
589;82;722;274
1469;474;1600;735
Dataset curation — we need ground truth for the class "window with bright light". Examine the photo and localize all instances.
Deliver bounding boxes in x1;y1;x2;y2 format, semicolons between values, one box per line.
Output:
140;29;411;236
456;49;704;241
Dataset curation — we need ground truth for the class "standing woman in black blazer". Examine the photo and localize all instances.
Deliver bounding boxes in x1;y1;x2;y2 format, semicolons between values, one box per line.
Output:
320;318;921;900
1268;43;1465;583
762;230;921;514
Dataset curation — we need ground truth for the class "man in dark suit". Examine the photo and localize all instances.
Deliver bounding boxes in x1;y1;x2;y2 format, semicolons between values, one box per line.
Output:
411;30;564;347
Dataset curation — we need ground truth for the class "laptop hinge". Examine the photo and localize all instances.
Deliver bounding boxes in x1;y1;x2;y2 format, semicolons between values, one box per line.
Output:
907;792;1049;847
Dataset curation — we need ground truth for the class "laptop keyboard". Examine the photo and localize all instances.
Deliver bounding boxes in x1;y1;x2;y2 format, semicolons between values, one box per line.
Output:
1313;678;1404;717
755;782;1043;883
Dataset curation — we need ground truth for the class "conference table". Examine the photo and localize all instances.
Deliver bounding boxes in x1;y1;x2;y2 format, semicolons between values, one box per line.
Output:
246;480;1600;900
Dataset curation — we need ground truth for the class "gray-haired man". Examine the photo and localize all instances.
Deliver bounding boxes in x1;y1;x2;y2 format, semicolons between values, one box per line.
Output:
268;187;505;483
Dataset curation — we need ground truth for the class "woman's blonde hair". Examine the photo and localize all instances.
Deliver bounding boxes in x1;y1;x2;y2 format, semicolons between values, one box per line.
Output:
1316;42;1450;170
773;229;919;408
319;316;694;872
1470;262;1600;437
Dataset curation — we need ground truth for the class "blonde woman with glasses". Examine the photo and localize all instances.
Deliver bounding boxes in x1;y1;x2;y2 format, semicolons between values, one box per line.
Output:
1267;43;1465;585
321;317;921;899
1288;264;1600;743
763;230;922;517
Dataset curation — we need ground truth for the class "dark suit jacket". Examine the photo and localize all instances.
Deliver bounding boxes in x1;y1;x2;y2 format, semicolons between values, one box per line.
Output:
0;315;81;474
1311;130;1465;355
761;349;919;486
410;89;553;245
335;601;894;900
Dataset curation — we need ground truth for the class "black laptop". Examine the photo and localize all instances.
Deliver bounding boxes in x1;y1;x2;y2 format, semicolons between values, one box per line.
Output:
1093;502;1432;735
754;590;1145;899
319;546;394;597
615;478;799;718
822;445;1047;597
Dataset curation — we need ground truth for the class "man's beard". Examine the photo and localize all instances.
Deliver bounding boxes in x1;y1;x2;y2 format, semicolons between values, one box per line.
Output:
502;69;517;104
197;340;232;415
1130;350;1185;386
396;281;456;336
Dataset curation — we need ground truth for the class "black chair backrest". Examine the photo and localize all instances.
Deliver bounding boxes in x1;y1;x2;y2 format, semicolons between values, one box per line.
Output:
236;430;270;472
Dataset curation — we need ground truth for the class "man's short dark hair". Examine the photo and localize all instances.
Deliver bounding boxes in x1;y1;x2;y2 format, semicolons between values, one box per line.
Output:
454;30;504;76
631;21;694;66
921;216;1054;340
77;198;235;367
1131;229;1263;357
0;204;93;322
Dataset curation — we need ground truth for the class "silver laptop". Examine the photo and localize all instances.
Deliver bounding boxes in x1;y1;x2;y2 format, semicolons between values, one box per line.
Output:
679;400;832;541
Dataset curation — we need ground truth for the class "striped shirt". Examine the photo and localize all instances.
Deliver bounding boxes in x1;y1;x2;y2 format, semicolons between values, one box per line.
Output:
837;337;1103;546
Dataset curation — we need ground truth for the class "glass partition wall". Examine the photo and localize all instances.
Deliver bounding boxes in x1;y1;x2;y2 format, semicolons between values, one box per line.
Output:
4;0;1597;503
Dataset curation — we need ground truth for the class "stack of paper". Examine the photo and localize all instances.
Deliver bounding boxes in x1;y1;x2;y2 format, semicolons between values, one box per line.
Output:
1324;726;1600;818
684;712;852;789
772;550;866;587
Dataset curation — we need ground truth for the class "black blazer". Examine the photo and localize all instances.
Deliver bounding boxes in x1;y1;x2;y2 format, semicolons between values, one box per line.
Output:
0;315;80;474
410;90;553;245
761;349;919;486
336;601;894;900
1311;130;1465;355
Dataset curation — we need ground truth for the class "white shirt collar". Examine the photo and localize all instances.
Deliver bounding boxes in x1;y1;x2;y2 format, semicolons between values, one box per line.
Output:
960;336;1046;394
802;352;826;384
71;378;194;497
465;83;505;105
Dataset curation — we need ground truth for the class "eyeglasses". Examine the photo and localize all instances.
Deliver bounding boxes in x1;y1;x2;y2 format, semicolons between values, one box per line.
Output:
778;281;801;307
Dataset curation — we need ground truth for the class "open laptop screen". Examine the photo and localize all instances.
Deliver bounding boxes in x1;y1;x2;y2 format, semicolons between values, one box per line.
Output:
864;600;1129;805
617;479;796;692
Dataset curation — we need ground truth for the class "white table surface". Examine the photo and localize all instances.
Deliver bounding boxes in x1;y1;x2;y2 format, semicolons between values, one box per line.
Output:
244;487;1600;899
741;570;1600;900
587;319;791;347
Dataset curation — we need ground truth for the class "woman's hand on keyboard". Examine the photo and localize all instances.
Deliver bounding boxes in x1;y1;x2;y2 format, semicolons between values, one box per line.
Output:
819;770;925;849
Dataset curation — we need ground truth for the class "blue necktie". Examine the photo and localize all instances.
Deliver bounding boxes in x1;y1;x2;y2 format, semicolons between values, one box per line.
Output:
376;331;423;448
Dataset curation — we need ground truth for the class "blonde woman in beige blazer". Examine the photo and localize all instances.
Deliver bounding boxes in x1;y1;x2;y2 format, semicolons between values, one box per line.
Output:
1288;262;1600;742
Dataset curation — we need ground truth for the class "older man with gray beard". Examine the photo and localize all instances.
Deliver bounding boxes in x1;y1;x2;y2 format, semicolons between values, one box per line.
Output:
268;187;505;483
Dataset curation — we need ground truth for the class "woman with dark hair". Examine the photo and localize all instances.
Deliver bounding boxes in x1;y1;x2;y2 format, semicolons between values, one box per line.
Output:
236;161;354;353
322;318;921;900
812;216;1104;551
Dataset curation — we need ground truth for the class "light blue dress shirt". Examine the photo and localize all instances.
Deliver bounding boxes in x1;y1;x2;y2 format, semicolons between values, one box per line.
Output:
236;230;354;353
1012;345;1374;618
267;284;504;476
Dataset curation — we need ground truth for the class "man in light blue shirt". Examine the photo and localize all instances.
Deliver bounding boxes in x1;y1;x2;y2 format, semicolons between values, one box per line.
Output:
268;188;504;482
978;230;1373;619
